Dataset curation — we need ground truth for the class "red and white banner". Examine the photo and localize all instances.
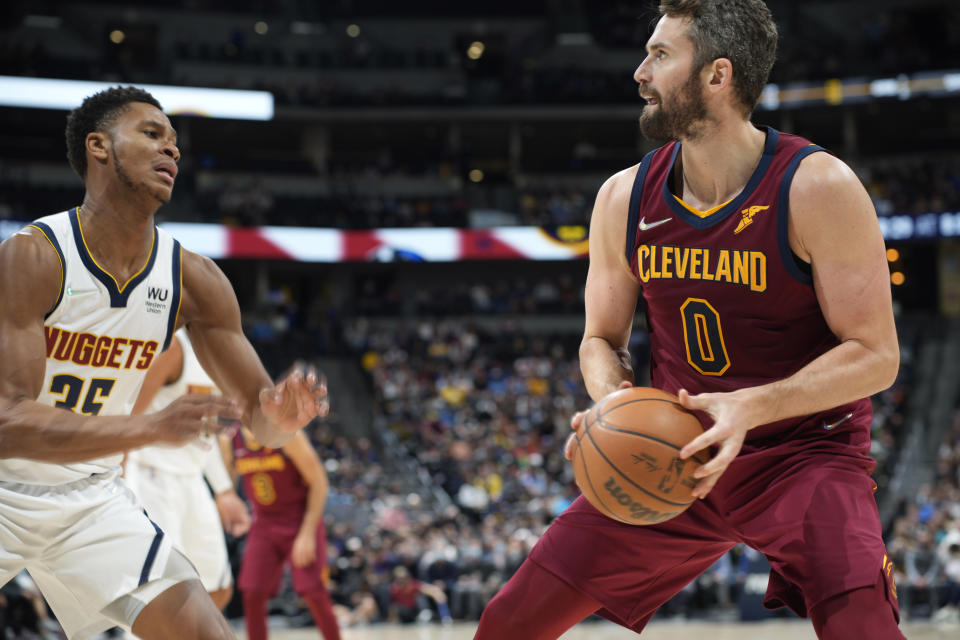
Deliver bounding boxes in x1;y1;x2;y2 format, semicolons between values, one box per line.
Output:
158;223;590;262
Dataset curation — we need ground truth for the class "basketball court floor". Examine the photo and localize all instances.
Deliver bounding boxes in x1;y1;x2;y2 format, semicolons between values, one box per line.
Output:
249;619;957;639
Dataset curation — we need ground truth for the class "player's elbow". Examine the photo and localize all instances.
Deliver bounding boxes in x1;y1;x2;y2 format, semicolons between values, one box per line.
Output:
864;339;900;393
579;334;613;360
876;344;900;391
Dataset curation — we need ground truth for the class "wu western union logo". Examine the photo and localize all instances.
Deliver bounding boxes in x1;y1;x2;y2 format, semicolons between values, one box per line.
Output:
636;245;767;292
734;205;769;234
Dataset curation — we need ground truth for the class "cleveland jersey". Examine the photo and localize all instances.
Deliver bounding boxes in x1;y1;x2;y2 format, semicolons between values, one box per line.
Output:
625;127;871;442
0;207;182;485
233;430;307;522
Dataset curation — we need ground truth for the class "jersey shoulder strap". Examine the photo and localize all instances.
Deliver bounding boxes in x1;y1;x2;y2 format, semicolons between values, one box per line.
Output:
624;148;658;263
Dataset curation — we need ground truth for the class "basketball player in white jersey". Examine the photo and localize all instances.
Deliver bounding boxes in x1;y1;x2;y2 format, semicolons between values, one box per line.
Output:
0;86;328;639
125;328;251;614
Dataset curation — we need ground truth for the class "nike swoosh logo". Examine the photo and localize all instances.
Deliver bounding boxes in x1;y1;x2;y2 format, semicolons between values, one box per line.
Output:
823;412;854;431
66;287;98;296
638;216;671;231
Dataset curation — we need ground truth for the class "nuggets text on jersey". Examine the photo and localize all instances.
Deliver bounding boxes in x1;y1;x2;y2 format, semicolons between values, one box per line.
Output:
45;326;158;370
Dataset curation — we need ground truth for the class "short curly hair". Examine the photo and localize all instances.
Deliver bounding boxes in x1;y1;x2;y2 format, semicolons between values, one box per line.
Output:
658;0;778;116
64;86;163;179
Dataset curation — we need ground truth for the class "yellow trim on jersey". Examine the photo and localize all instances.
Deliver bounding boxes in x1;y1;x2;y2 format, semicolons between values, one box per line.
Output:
75;212;156;293
172;244;184;333
679;298;731;376
672;194;733;219
28;224;64;305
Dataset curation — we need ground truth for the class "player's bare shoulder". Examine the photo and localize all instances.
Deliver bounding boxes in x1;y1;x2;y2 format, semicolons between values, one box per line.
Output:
177;246;241;329
0;226;63;316
593;164;641;226
788;150;876;262
588;164;643;269
790;151;865;208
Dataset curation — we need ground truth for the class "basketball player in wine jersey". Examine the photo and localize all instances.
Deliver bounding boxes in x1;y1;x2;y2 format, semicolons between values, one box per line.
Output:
227;427;341;640
0;87;328;639
476;1;903;639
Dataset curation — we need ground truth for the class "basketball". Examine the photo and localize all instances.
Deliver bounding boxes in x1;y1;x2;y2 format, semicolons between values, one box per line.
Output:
571;386;710;525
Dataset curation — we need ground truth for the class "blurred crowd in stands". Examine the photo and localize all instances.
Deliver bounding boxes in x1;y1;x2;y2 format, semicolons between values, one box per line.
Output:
885;413;960;623
3;155;960;230
865;158;960;217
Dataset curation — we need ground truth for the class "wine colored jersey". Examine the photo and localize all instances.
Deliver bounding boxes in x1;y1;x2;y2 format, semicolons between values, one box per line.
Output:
232;431;308;522
625;127;872;443
520;127;894;633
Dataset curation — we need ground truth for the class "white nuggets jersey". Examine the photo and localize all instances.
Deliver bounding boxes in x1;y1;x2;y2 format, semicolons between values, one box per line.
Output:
0;207;182;485
127;329;218;474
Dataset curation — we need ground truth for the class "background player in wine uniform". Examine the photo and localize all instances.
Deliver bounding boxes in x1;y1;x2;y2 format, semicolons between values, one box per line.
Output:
126;327;252;615
228;427;342;640
475;1;903;639
0;86;328;640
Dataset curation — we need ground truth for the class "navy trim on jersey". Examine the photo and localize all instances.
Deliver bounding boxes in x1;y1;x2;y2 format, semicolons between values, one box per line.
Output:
777;145;825;285
139;514;165;586
625;149;658;264
29;221;66;319
69;207;159;308
662;127;780;229
163;240;182;352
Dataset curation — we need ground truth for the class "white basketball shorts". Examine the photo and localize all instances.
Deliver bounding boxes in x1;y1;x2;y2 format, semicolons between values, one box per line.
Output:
124;462;232;592
0;471;199;639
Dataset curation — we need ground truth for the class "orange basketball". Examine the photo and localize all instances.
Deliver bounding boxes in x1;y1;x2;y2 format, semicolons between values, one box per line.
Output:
571;386;709;525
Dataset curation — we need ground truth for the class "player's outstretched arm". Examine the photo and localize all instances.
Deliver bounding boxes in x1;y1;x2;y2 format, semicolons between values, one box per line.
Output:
179;251;328;449
679;152;900;497
0;230;239;462
579;167;643;403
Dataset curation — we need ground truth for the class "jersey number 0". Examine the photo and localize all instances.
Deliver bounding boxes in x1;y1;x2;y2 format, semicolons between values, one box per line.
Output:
680;298;730;376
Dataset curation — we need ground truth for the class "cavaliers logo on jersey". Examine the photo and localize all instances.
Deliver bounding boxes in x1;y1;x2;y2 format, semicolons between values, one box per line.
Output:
734;205;770;234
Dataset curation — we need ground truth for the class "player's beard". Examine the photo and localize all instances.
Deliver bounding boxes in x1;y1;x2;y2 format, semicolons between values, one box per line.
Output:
112;147;170;205
639;68;709;143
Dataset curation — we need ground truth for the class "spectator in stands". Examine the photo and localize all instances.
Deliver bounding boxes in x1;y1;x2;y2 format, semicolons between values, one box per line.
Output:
903;528;943;617
935;526;960;622
386;566;451;624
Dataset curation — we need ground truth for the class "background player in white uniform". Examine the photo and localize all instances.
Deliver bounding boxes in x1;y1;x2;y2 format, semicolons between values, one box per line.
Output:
0;86;328;640
126;328;251;611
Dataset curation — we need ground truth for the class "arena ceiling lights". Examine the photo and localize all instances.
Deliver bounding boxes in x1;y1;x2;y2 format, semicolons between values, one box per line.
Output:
759;69;960;110
0;76;274;121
